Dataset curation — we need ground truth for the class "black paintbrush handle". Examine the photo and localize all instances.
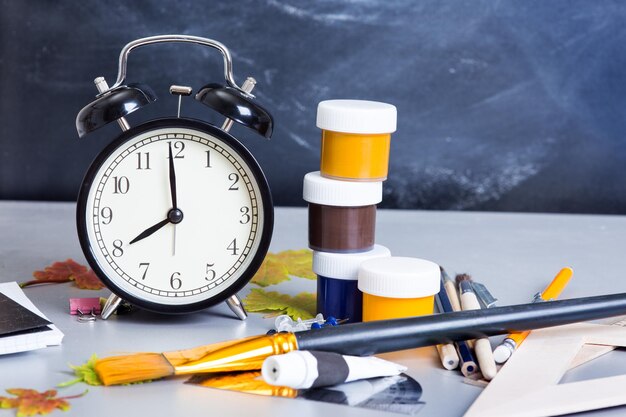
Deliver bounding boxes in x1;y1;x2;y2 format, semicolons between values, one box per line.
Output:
295;292;626;356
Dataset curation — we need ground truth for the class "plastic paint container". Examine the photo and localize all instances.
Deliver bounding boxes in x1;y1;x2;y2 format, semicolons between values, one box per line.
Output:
303;172;383;253
317;100;397;181
314;245;391;323
358;257;440;322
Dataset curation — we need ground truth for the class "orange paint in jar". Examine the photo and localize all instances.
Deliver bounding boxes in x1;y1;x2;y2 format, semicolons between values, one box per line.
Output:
358;257;440;322
317;100;397;181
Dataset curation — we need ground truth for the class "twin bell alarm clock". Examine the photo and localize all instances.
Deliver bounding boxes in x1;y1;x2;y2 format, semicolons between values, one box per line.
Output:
75;35;274;320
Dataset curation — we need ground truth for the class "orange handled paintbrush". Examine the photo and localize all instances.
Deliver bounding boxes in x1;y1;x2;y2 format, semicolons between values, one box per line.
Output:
96;288;625;385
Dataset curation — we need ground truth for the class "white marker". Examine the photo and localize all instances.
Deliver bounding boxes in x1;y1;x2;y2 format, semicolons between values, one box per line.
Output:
262;350;407;389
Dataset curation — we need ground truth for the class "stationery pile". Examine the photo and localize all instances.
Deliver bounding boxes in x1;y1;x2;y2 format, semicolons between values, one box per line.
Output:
0;282;63;355
434;267;573;381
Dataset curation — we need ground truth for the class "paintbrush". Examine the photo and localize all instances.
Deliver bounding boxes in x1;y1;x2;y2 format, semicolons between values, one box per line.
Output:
95;291;626;385
456;274;497;380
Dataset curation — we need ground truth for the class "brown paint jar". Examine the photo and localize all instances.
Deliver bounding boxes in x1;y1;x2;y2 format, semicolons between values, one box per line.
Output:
303;171;382;253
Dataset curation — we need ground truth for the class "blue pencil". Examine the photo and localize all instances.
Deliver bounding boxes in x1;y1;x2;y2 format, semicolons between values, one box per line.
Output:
435;277;479;376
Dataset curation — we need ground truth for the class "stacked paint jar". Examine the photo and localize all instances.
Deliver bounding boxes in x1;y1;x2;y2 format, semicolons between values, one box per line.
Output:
303;99;397;323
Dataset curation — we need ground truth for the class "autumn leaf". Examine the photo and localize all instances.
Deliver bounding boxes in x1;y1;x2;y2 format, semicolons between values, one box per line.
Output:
275;250;316;280
72;270;105;290
0;388;87;417
58;355;102;387
243;288;316;320
251;249;315;287
251;257;288;287
21;259;104;290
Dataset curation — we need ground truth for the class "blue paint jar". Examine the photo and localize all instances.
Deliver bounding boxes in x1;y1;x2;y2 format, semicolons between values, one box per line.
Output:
313;245;391;323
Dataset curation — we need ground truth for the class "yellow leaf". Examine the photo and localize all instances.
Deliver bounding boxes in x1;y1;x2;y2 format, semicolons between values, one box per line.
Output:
275;250;316;280
243;288;316;320
251;249;314;287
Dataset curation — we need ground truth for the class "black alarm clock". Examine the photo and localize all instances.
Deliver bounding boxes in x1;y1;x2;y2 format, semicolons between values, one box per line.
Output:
75;35;274;320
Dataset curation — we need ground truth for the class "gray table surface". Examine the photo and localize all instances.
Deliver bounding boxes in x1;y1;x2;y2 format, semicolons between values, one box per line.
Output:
1;201;626;417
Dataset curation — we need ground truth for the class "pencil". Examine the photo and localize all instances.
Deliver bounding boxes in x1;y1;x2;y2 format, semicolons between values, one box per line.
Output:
435;278;478;376
441;267;462;312
493;267;573;364
433;285;460;370
457;275;498;380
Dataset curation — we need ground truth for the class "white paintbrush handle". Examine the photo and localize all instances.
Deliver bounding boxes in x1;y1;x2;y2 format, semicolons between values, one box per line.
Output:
474;338;497;380
460;290;481;311
461;289;498;380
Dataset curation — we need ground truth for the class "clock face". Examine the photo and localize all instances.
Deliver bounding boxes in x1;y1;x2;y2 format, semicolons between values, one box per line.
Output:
77;119;273;313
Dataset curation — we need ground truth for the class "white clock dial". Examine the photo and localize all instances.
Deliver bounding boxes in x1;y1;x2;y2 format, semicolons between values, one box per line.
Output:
79;122;271;311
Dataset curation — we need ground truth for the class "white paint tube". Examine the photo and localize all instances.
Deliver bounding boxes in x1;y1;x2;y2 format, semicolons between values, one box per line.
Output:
261;350;407;389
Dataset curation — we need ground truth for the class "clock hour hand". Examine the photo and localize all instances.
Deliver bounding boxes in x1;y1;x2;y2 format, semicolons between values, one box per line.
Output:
129;218;170;245
168;143;178;209
129;208;184;245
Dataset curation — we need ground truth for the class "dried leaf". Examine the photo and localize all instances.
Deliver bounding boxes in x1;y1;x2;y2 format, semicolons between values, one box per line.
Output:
250;249;314;287
72;271;105;290
21;259;104;291
243;288;316;320
0;388;86;417
58;355;102;387
251;257;289;287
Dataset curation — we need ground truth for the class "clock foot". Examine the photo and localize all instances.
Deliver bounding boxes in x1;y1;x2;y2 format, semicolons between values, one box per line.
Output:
101;293;123;320
226;294;248;320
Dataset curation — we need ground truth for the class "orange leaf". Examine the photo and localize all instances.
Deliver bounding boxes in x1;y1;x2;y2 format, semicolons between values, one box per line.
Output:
0;388;86;416
22;259;104;291
72;270;105;290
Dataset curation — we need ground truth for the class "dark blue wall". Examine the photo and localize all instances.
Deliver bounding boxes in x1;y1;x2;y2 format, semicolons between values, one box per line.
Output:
1;0;625;213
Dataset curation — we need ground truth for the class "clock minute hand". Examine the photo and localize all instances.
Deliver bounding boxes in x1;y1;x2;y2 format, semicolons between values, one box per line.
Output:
129;218;170;245
168;143;178;209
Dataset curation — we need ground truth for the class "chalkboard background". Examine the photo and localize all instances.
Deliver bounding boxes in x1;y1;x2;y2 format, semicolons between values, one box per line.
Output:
1;0;625;213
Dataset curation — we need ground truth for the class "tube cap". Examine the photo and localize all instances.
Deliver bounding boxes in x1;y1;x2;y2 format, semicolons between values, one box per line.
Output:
262;351;318;388
317;100;397;134
358;257;440;298
303;171;383;206
313;245;391;280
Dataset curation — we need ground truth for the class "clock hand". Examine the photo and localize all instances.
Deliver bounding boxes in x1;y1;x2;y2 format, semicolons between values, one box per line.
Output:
129;208;184;245
129;218;170;245
168;142;178;209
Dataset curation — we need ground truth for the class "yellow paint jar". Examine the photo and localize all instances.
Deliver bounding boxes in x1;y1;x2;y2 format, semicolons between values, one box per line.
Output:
317;100;397;181
358;257;440;322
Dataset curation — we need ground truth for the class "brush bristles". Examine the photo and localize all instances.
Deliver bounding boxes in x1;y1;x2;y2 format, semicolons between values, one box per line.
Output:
455;273;472;284
95;353;175;386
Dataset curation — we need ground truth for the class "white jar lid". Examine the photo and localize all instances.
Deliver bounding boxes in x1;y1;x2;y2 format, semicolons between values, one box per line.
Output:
303;171;383;206
358;257;440;298
316;100;397;134
313;245;391;280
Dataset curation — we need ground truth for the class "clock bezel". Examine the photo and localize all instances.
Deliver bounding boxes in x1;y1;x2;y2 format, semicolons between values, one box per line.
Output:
76;117;274;314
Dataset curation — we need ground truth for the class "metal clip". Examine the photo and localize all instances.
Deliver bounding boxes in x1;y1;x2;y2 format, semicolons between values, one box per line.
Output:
77;308;97;323
472;282;498;308
532;292;546;303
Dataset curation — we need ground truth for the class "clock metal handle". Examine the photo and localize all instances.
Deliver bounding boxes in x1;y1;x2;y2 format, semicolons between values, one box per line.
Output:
105;35;246;95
